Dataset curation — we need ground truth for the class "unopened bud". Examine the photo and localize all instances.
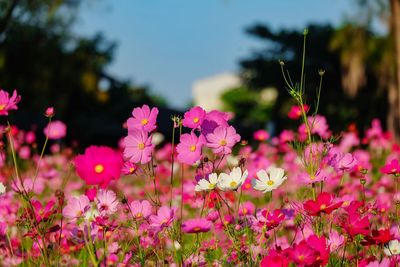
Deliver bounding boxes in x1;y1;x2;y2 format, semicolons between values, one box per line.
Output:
45;107;55;117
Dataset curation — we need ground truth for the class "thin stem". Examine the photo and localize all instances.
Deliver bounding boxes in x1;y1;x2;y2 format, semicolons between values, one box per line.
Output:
32;116;52;191
169;119;176;207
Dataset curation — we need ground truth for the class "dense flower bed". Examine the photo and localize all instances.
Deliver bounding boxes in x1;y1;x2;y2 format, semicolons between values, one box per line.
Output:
0;88;399;266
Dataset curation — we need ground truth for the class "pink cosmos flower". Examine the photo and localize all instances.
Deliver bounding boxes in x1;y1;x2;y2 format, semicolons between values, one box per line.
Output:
44;120;67;140
31;199;55;222
0;89;21;116
381;159;400;176
74;146;123;188
127;104;158;132
288;105;309;120
176;132;206;165
128;200;152;219
63;195;90;221
149;206;176;230
238;201;255;217
328;152;357;172
253;129;269;141
182;218;213;234
303;192;343;216
200;110;230;136
297;168;329;184
121;161;138;175
206;126;240;155
123;129;154;164
328;231;345;251
182;106;206;129
96;189;119;216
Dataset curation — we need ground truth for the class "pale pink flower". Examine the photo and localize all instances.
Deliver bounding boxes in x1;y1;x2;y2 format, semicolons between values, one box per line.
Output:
96;189;119;216
63;195;91;221
128;200;152;219
206;126;240;155
123;129;154;164
44;120;67;139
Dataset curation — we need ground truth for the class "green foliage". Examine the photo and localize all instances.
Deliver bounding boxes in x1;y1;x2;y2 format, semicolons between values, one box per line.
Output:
240;24;388;134
0;0;167;147
221;86;275;129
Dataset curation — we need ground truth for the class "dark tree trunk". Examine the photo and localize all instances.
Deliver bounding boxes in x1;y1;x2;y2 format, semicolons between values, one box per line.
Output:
389;0;400;142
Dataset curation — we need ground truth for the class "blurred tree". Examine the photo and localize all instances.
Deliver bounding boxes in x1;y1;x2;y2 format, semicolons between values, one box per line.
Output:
331;0;400;141
220;86;275;130
239;24;387;135
0;0;170;147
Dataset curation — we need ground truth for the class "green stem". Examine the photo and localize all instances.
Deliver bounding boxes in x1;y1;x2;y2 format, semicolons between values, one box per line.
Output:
32;117;52;191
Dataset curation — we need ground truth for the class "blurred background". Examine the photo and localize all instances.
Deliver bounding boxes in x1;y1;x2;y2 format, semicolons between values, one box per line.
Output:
0;0;398;147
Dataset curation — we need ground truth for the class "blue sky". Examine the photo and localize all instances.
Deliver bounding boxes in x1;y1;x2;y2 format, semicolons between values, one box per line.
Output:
73;0;352;109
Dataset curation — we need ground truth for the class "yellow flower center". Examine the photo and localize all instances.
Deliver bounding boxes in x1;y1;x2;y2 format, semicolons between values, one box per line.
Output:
193;227;201;232
0;104;5;111
230;181;237;188
129;167;136;173
267;180;274;186
298;255;305;261
190;145;196;152
220;139;227;146
208;183;215;189
193;117;199;123
242;208;248;214
135;213;143;218
141;118;148;125
320;204;327;210
138;143;145;150
94;164;104;174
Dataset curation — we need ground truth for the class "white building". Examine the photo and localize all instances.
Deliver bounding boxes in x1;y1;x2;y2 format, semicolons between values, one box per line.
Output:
192;72;241;111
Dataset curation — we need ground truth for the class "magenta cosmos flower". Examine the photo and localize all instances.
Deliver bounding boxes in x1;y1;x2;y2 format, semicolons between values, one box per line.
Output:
206;125;240;155
381;159;400;175
43;120;67;140
0;89;21;116
127;104;158;132
121;161;138;175
62;195;90;221
129;200;152;219
182;106;206;129
176;131;206;165
123;129;154;164
31;199;55;222
182;218;213;234
74;146;123;188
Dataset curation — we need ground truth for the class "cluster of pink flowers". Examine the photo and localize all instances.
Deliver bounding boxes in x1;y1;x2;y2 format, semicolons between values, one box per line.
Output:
0;90;399;266
177;106;240;165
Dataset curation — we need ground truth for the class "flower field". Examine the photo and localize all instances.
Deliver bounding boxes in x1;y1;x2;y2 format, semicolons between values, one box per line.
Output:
0;85;399;267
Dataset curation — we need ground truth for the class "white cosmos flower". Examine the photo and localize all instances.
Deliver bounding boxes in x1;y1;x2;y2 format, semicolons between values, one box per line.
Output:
384;239;400;256
0;182;5;195
217;167;248;191
195;173;218;192
252;167;287;193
